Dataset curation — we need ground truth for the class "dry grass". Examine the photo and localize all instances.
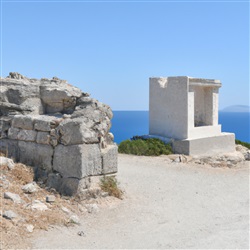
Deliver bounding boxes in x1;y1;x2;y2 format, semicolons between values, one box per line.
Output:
100;176;123;199
0;162;81;249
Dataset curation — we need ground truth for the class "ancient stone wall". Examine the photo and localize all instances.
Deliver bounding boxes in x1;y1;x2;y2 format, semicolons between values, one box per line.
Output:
0;72;117;195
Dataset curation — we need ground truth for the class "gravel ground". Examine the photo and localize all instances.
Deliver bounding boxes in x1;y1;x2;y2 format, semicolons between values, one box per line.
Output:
31;154;249;249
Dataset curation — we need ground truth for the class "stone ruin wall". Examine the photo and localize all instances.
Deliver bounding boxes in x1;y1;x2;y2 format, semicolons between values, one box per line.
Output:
0;72;118;196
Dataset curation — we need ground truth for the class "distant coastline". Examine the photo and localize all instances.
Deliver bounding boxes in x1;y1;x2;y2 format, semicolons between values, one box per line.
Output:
221;105;250;113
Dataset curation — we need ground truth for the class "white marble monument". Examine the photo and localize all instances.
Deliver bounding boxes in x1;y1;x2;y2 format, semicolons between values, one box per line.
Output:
149;76;235;155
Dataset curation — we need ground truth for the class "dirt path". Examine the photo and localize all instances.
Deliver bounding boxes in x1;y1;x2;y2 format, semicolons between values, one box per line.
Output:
31;154;249;249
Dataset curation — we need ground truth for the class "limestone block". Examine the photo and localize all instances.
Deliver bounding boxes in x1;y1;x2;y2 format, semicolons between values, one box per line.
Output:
58;119;99;145
53;144;102;178
17;129;37;142
18;141;53;170
59;177;88;196
46;173;62;191
40;83;82;114
0;139;20;161
8;127;20;140
0;118;11;138
36;132;50;145
173;133;235;156
12;115;33;130
101;145;118;174
34;119;51;132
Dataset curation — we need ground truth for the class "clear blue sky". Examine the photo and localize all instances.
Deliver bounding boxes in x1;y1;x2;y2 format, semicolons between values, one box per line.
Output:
1;0;249;110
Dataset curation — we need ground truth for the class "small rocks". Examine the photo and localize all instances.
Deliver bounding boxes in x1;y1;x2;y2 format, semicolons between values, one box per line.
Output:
61;206;71;214
245;151;250;161
46;195;56;203
22;182;38;193
3;210;18;220
30;200;48;211
26;224;34;233
77;231;85;236
69;214;80;224
85;204;99;214
0;156;15;170
4;192;22;204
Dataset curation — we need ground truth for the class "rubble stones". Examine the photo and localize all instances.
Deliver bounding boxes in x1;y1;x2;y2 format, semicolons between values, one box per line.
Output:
30;200;48;211
46;195;56;203
0;156;15;169
22;182;38;193
0;73;118;196
4;192;22;203
3;210;18;220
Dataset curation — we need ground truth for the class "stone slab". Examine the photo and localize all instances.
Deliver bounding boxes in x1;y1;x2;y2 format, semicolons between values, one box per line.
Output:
53;144;102;178
18;141;53;170
172;133;235;156
101;145;118;174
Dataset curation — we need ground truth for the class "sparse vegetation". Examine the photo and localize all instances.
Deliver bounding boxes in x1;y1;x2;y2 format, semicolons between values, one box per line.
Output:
118;137;173;156
235;139;250;149
100;176;123;199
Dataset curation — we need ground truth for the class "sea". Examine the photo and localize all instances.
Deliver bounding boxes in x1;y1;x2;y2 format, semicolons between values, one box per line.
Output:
110;111;250;144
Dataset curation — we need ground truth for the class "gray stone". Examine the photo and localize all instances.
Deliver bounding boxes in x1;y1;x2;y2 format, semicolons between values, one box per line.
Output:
3;210;18;220
101;145;118;174
46;195;56;203
40;82;82;114
69;214;80;224
59;177;87;196
17;129;37;142
8;127;20;140
0;139;20;161
19;141;53;170
57;118;99;145
22;182;38;193
53;144;102;178
30;200;48;211
4;192;22;203
36;131;50;144
0;156;15;169
12;115;33;130
0;73;118;197
46;173;62;190
245;151;250;161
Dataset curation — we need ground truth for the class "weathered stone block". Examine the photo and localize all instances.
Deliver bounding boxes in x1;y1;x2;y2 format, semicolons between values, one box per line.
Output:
8;127;20;140
53;144;102;178
59;177;87;196
36;132;50;145
0;139;20;161
19;141;53;170
12;115;33;130
101;145;118;174
58;118;99;145
17;129;37;142
34;119;51;132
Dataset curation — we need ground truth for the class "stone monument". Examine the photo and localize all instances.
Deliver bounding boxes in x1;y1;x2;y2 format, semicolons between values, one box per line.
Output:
0;72;117;196
149;76;235;155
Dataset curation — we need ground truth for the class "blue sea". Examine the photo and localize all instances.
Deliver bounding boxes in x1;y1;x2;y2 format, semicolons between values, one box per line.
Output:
110;111;250;144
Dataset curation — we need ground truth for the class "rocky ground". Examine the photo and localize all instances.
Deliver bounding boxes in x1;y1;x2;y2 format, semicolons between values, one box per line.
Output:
1;145;249;249
0;156;117;250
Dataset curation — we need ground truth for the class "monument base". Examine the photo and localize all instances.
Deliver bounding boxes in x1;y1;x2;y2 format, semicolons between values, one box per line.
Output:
172;133;235;156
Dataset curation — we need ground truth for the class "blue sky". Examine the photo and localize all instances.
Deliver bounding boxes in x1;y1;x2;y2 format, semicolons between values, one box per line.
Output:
1;0;249;110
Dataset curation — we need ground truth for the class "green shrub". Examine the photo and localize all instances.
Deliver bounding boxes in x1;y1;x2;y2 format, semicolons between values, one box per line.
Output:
118;138;172;156
235;139;250;149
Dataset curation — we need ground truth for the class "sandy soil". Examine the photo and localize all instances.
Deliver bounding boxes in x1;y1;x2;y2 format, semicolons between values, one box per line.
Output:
31;154;249;249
